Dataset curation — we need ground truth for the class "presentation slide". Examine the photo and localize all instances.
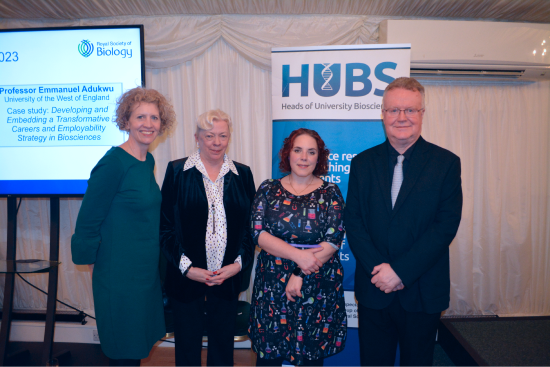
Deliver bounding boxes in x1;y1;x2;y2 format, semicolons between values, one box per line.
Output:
0;26;144;195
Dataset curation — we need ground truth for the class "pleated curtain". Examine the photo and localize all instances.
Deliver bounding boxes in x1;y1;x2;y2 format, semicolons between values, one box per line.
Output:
1;14;549;317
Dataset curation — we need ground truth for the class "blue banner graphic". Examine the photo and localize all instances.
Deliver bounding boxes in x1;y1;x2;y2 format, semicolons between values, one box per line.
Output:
271;44;410;366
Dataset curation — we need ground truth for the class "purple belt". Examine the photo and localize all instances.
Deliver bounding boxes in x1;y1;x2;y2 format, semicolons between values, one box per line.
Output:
288;243;322;248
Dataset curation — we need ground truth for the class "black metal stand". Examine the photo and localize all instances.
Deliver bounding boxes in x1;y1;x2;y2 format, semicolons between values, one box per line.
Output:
0;197;17;366
0;197;63;366
42;197;60;366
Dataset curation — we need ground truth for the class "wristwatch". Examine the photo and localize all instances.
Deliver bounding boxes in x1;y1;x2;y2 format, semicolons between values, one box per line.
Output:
292;267;305;278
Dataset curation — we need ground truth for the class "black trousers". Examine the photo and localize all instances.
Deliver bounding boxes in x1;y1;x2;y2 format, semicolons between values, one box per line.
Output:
171;289;238;366
108;358;140;366
358;296;441;366
255;355;324;366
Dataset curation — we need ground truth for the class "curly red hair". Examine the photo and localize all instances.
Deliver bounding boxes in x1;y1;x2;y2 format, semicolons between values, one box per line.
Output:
278;128;330;176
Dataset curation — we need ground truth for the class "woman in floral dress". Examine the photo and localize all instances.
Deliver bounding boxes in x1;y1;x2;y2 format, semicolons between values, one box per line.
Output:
249;128;347;366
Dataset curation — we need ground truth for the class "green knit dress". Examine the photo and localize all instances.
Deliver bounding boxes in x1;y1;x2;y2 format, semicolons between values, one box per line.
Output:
71;147;165;360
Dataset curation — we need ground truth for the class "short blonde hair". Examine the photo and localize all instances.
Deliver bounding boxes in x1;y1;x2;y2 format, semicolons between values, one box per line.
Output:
195;109;233;135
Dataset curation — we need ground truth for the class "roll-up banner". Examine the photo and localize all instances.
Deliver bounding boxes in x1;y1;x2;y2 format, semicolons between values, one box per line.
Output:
271;44;410;365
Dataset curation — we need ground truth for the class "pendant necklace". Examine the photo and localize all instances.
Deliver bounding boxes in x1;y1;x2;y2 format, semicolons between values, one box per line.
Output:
289;174;315;195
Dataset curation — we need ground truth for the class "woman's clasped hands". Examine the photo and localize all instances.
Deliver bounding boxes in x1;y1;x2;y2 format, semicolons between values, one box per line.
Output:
286;246;323;302
186;263;241;286
293;246;323;274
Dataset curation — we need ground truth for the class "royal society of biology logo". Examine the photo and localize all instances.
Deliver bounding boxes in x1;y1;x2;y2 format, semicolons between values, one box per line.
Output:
78;40;94;58
76;40;133;58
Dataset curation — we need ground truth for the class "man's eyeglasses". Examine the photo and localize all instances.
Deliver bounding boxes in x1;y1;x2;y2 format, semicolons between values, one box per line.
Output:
383;108;424;117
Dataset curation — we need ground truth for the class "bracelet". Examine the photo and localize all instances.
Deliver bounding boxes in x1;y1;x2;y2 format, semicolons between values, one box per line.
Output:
182;266;191;278
292;267;305;278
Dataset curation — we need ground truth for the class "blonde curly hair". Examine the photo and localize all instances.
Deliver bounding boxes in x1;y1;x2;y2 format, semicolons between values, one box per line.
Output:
115;87;176;135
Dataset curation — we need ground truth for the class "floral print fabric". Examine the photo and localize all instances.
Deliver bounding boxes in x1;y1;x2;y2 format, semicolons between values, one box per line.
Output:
248;179;347;365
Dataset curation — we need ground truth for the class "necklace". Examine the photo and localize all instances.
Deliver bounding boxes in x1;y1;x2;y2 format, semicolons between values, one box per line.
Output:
288;174;315;195
126;141;145;161
128;143;138;158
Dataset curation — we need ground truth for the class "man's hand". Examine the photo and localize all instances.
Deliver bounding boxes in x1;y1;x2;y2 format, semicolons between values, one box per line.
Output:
392;282;405;292
285;274;303;302
371;263;402;293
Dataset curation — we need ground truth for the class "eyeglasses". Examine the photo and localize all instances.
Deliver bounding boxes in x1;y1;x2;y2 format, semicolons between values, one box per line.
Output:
383;108;424;117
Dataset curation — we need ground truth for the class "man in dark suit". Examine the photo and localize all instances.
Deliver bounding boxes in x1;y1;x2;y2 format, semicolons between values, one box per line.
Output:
345;77;462;366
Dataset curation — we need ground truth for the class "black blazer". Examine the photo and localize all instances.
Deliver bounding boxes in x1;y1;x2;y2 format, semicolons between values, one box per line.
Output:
345;136;462;314
159;157;256;302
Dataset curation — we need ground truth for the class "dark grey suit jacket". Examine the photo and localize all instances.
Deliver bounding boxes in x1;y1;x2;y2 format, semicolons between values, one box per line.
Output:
345;136;462;314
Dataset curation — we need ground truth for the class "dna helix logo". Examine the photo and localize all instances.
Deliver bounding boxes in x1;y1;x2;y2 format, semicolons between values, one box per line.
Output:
321;63;335;90
314;63;341;97
78;40;94;58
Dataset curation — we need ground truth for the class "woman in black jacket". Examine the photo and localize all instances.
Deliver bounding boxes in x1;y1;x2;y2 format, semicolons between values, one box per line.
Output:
159;109;255;366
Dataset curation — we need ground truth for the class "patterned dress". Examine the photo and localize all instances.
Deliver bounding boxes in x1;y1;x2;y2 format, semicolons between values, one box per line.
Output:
248;179;347;365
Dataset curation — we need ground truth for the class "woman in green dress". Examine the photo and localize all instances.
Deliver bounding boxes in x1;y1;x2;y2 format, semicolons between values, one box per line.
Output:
72;87;176;366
